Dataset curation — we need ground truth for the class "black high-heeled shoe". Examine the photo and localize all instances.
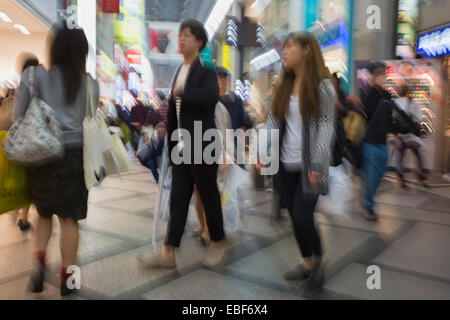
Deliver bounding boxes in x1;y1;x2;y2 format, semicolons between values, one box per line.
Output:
60;280;75;296
60;268;76;296
17;219;31;231
28;265;45;293
306;257;324;290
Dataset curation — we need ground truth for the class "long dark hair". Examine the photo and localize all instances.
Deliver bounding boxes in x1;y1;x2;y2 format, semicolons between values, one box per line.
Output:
272;31;331;122
50;23;88;105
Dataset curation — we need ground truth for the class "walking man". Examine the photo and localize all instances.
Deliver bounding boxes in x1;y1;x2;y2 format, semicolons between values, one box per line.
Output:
138;19;225;269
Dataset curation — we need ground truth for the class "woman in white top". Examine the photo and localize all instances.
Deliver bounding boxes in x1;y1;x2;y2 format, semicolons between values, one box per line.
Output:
14;23;99;296
265;31;336;289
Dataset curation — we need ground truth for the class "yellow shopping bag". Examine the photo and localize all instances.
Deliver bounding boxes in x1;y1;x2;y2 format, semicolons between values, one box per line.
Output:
0;131;30;214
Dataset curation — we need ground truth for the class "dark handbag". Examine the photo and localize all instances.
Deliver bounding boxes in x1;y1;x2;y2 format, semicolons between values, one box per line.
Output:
392;100;421;136
331;119;347;167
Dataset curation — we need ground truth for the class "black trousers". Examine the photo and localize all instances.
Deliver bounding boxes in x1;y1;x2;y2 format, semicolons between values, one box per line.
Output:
279;164;322;258
165;163;225;247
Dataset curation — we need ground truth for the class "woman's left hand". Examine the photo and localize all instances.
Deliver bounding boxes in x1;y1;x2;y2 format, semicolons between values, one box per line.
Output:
308;171;322;190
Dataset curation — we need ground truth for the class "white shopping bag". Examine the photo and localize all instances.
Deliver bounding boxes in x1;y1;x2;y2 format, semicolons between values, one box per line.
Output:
316;165;354;215
152;137;171;246
111;133;132;174
221;164;253;232
83;76;119;190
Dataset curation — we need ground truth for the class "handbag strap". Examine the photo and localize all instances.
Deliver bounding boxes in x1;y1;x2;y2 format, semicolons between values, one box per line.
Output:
28;66;36;97
85;75;96;119
175;97;183;142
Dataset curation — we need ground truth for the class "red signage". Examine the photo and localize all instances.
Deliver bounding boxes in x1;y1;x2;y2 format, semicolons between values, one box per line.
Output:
102;0;120;13
126;49;142;65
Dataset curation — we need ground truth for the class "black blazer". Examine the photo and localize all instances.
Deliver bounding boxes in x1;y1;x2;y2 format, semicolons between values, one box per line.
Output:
167;58;220;164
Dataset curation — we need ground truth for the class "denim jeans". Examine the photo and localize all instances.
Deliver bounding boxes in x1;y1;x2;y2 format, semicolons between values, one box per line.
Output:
141;142;163;183
362;143;388;211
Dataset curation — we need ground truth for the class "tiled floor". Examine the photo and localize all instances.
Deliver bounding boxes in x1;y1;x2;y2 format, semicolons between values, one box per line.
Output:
1;161;449;300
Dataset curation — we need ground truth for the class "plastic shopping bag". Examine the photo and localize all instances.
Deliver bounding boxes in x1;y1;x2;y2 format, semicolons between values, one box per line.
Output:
159;166;172;222
152;137;171;246
221;164;253;232
111;133;132;174
316;165;354;216
83;77;119;190
0;131;30;214
119;123;132;145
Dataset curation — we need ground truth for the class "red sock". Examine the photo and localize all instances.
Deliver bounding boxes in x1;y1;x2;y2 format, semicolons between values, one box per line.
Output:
60;267;69;283
35;251;46;266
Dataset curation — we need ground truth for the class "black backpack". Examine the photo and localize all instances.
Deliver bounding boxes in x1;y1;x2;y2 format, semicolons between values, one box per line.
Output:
331;118;347;167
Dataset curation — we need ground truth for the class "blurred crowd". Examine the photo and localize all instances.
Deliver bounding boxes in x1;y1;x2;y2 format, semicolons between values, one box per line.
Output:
0;18;432;297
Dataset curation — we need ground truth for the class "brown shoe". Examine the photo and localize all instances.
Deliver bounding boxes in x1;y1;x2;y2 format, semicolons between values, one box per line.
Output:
137;251;176;269
203;246;225;269
284;265;310;281
364;210;378;222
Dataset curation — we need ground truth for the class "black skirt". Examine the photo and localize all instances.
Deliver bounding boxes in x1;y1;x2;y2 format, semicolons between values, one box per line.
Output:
28;148;88;221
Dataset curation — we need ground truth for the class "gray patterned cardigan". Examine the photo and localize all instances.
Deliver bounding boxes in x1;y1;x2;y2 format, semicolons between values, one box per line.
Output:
264;79;337;199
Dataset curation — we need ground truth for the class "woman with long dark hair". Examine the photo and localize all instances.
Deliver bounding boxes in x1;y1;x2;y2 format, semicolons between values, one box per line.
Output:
266;31;336;289
13;23;99;296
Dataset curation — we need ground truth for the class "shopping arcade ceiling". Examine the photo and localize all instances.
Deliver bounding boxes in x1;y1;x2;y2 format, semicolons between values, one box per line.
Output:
146;0;216;23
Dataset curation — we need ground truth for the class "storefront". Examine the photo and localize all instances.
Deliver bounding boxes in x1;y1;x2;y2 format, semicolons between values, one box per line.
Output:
309;0;353;91
147;21;183;90
355;58;446;173
416;24;450;172
0;0;58;96
112;0;156;103
230;0;354;121
416;0;450;172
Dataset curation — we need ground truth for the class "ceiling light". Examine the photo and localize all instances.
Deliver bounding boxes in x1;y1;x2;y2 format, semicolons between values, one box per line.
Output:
0;12;12;23
250;49;280;71
205;0;235;41
251;0;271;15
14;24;31;35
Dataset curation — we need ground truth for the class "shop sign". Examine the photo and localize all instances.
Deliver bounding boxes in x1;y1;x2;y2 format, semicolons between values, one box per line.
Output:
114;0;146;50
256;23;267;49
227;19;238;47
221;44;232;72
417;25;450;58
102;0;120;13
126;49;141;65
313;23;349;50
396;0;419;59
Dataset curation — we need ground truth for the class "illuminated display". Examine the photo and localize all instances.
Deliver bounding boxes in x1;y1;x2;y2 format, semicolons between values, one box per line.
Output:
227;19;238;47
256;23;267;49
417;25;450;58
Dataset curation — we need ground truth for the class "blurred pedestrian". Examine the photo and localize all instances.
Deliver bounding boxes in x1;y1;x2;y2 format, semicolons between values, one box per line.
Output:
191;94;233;245
265;31;336;290
392;84;429;187
137;106;166;182
13;23;99;296
137;19;225;269
359;61;395;221
0;89;15;130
